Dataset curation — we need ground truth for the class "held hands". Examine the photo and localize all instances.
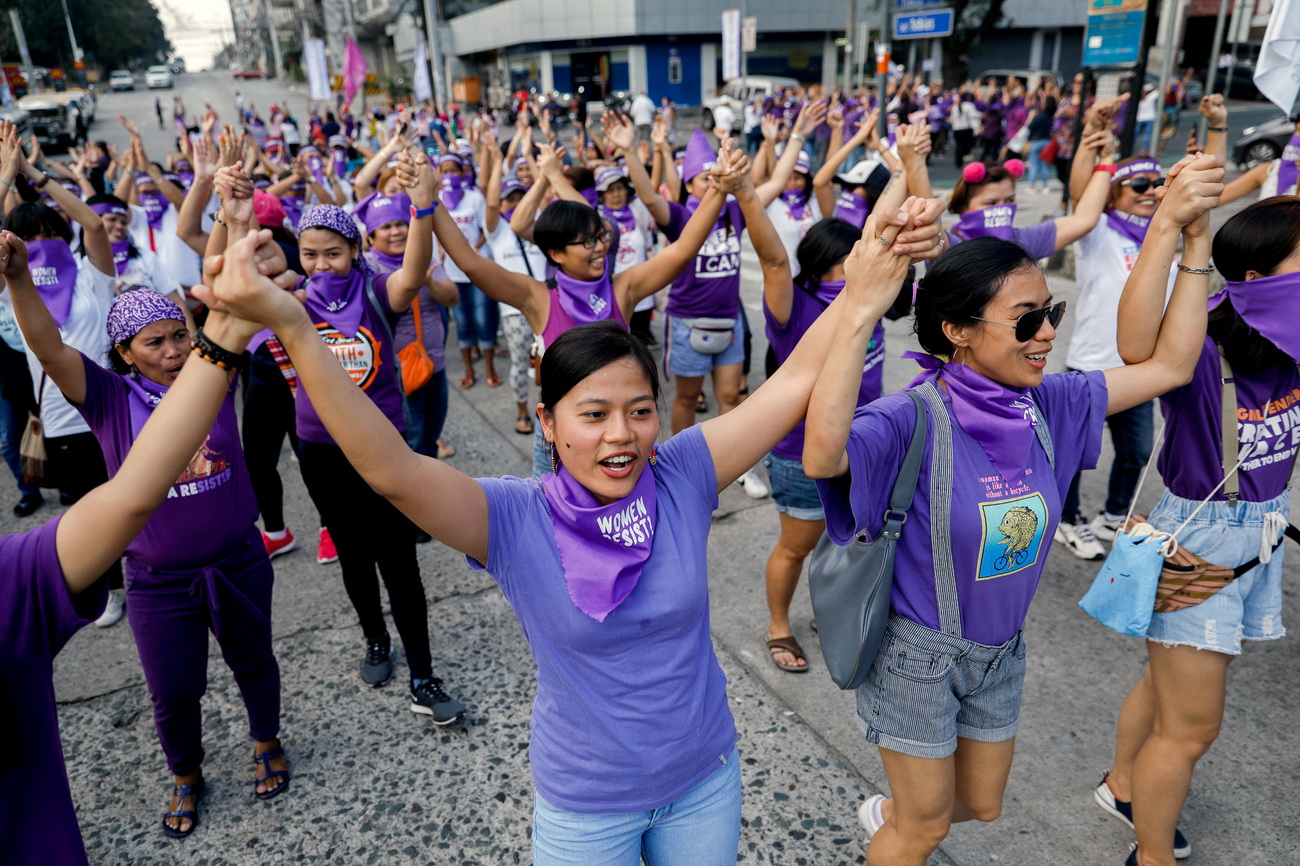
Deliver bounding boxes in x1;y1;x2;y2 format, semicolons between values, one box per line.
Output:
843;203;924;313
193;229;305;338
708;140;751;195
214;163;254;224
886;196;947;261
651;115;669;146
1154;152;1224;237
396;149;438;209
895;123;931;165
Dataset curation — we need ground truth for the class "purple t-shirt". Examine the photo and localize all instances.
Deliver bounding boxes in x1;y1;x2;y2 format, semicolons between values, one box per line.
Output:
0;515;103;866
765;290;884;461
466;426;736;813
75;355;258;567
659;198;748;320
818;371;1108;645
1159;338;1300;502
297;271;407;444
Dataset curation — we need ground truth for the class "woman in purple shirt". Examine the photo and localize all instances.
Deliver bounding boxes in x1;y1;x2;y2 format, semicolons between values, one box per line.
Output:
1096;195;1300;866
201;182;941;864
802;153;1225;866
0;229;283;864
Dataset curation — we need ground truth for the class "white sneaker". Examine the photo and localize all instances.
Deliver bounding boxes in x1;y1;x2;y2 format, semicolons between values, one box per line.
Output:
95;589;126;628
1054;520;1106;560
857;793;887;840
735;468;769;499
1089;512;1125;543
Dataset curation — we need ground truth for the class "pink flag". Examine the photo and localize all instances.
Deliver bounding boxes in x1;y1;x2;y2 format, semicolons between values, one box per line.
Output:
344;39;369;107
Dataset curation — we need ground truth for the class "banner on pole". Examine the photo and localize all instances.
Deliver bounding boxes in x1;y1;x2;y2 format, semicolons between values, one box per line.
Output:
722;8;742;81
413;35;433;102
344;39;369;108
304;38;331;102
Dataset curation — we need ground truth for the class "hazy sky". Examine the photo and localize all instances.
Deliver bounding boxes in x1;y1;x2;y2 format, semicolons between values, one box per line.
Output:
155;0;233;70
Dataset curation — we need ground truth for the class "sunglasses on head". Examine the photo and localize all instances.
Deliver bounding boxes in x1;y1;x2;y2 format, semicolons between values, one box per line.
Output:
568;228;614;250
974;301;1066;343
1120;176;1163;194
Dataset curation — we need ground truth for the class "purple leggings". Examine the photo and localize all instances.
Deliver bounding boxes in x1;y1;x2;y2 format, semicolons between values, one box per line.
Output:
125;530;280;775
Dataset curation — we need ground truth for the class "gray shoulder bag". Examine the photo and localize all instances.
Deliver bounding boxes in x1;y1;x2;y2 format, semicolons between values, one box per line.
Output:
808;389;927;690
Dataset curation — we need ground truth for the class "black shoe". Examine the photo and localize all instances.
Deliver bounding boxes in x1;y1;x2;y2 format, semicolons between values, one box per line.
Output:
362;634;393;687
410;677;465;725
414;530;432;544
13;492;42;517
59;491;76;506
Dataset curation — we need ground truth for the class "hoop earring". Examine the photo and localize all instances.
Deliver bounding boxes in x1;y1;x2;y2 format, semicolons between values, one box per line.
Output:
550;441;559;473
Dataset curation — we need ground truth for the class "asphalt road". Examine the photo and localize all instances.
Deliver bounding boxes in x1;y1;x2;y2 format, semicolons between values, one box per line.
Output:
27;70;1300;865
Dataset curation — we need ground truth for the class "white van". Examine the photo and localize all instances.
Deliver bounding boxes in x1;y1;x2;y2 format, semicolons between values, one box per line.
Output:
703;75;801;132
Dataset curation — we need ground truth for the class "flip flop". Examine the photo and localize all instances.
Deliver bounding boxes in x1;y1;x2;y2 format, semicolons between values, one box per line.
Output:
487;375;503;388
515;416;534;435
767;635;809;673
459;375;476;390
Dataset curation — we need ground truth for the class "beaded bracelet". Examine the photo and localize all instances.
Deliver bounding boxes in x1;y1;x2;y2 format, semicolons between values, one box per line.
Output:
1176;260;1215;275
192;328;248;371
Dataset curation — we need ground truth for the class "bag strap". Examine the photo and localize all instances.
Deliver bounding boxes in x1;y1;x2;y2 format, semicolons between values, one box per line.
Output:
34;372;45;419
411;296;424;344
886;389;928;516
362;275;412;422
515;236;537;279
916;381;962;636
1219;351;1239;506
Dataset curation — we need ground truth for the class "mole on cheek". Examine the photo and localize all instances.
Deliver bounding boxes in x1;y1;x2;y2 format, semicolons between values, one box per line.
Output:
564;443;571;449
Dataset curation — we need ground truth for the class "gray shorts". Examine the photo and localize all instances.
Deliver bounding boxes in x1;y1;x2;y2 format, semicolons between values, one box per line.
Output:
856;617;1027;759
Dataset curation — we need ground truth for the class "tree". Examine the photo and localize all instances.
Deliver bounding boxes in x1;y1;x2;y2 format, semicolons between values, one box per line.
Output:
939;0;1010;86
0;0;171;72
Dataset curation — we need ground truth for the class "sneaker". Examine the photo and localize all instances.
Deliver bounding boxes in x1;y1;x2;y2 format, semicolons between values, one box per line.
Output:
1094;772;1191;859
12;492;42;518
317;527;338;565
410;677;466;725
1054;518;1106;560
95;589;126;628
735;468;770;499
857;793;887;840
262;528;297;560
1090;512;1125;543
361;634;393;687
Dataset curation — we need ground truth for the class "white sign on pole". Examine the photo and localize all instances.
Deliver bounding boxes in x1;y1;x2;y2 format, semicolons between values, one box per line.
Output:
722;8;742;80
412;34;433;101
304;38;332;102
742;16;758;53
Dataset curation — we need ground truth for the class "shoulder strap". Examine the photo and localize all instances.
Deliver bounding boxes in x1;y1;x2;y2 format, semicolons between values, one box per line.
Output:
515;236;537;279
887;390;928;516
1029;403;1055;470
917;381;962;636
34;372;45;418
411;296;423;343
1218;350;1239;506
362;275;412;421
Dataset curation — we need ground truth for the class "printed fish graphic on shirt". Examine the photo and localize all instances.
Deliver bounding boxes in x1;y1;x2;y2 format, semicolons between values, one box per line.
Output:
998;506;1039;555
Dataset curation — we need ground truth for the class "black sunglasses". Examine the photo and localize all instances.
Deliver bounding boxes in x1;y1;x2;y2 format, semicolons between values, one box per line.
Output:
568;228;614;250
1120;176;1163;194
974;301;1066;342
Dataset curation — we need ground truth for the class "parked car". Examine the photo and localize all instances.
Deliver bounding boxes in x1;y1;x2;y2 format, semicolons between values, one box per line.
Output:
0;106;32;142
703;75;801;132
64;87;95;123
145;65;173;89
232;68;267;80
1232;111;1300;168
109;70;134;91
169;57;186;74
17;93;80;150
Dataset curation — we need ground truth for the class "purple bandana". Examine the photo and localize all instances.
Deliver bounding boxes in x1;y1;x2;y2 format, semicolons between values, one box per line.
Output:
541;463;657;622
59;180;82;198
600;204;637;234
106;287;185;346
440;173;468;210
90;201;129;219
354;191;412;234
123;368;168;411
26;240;78;328
1112;159;1161;184
111;240;131;275
953;204;1016;243
365;248;404;273
303;147;326;187
904;351;1040;484
834;190;870;230
555;259;617;325
779;189;810;221
1278;134;1300;197
1104;208;1151;246
297;204;360;241
280;196;306;228
305;269;366;339
140;191;168;230
1224;269;1300;362
813;278;845;308
332;147;350;181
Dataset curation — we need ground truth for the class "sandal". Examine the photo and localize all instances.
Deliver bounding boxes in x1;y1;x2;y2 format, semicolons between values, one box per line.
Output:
162;777;204;838
695;393;708;414
486;374;503;388
459;375;476;390
515;415;534;435
252;745;290;800
767;635;809;673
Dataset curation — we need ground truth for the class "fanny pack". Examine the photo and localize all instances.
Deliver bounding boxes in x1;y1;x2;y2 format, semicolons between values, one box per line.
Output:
685;317;735;354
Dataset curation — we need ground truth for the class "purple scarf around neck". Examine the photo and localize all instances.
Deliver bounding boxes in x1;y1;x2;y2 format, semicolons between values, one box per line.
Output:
834;190;869;230
26;240;78;328
779;189;810;221
904;351;1040;484
541;462;658;622
813;278;844;308
952;204;1016;244
441;174;468;210
111;240;131;276
1278;134;1300;196
1104;208;1151;246
366;248;404;274
305;268;366;338
1224;269;1300;362
554;259;617;325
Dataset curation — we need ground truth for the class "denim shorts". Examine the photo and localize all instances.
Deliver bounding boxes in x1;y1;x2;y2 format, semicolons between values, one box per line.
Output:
532;747;741;866
763;453;825;521
665;315;745;377
856;617;1027;760
1144;489;1289;655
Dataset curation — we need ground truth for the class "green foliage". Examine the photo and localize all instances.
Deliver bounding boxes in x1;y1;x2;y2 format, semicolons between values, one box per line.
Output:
941;0;1010;85
0;0;172;71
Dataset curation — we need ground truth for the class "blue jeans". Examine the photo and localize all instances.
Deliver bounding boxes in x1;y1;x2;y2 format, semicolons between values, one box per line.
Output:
454;282;499;351
1027;138;1051;186
532;747;741;866
0;386;36;496
1135;119;1154;151
1063;395;1154;521
404;370;447;458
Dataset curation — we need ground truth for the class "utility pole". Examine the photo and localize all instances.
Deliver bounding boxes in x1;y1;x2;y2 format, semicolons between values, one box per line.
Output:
845;0;856;92
9;10;33;71
420;0;447;108
1148;0;1185;156
264;0;285;78
1118;0;1161;158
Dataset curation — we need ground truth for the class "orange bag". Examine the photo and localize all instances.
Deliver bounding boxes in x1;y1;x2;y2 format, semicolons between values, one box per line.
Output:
397;298;435;395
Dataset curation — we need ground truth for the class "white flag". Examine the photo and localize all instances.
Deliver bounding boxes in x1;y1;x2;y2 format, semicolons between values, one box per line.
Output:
304;38;332;102
1255;0;1300;115
413;34;433;102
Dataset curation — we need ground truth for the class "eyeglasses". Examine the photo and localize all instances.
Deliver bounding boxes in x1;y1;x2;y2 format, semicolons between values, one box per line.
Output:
973;301;1066;343
1120;177;1164;194
568;228;614;250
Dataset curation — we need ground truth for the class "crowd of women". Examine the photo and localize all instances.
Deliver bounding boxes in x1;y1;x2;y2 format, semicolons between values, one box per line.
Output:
0;80;1295;866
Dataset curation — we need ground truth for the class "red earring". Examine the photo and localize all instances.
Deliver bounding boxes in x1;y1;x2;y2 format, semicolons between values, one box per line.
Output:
648;447;657;466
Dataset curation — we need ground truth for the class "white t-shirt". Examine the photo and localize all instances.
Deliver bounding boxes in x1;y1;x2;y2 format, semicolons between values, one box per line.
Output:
713;103;736;132
484;216;549;318
766;195;822;280
606;200;656;312
26;257;114;438
115;246;181;298
630;95;655;126
950;101;980;132
1067;212;1176;372
437;190;487;284
128;203;202;286
1136;90;1160;123
1259;158;1299;199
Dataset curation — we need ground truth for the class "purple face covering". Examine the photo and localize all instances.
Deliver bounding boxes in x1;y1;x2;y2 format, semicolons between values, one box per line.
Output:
106;288;185;346
26;240;78;327
813;278;845;308
332;148;349;181
540;462;657;622
303;148;326;187
780;189;810;221
1278;134;1300;196
305;269;366;338
1104;208;1151;246
139;191;168;230
111;240;131;275
953;204;1016;243
835;190;870;229
440;173;468;210
904;351;1041;484
1225;269;1300;362
554;259;617;325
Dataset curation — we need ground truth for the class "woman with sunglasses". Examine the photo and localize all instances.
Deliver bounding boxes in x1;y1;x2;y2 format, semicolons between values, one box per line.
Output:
802;152;1225;866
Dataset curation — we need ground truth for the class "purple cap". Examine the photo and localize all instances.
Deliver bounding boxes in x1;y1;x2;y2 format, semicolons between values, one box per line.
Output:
794;150;811;175
90;201;129;218
682;129;716;183
595;166;630;193
106;289;185;346
501;177;528;198
328;134;349;150
354;191;413;233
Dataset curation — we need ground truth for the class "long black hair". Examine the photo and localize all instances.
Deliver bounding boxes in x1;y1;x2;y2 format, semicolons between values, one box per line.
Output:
913;237;1038;356
794;219;859;294
2;202;72;244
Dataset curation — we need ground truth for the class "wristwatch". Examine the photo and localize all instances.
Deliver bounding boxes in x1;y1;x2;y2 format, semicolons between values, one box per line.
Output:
410;202;439;219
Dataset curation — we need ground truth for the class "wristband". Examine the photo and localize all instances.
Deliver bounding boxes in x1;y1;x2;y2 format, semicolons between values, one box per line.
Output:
34;173;50;190
410;202;439;220
789;133;807;143
1208;126;1228;133
1095;164;1117;174
1176;260;1215;275
192;328;248;371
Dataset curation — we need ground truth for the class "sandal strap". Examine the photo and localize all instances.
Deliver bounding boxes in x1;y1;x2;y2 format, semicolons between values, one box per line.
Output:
253;747;288;784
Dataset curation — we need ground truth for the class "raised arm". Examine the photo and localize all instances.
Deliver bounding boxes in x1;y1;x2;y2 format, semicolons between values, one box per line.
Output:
176;134;218;255
351;129;405;200
814;108;876;215
601;112;671;225
739;166;796;326
385;150;437;313
483;134;505;234
895;122;934;200
756;100;827;207
0;232;87;403
9;129;113;276
1053;129;1113;250
1108;152;1223;413
508;173;550;242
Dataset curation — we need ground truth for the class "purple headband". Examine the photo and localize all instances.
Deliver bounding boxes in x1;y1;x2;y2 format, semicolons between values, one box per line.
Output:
90;201;129;218
439;153;464;169
1112;159;1162;183
297;203;361;242
328;134;349;150
106;289;185;346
